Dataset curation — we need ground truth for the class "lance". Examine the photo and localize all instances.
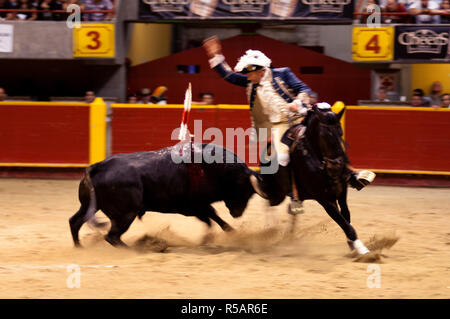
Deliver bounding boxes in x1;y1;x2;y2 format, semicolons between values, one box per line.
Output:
179;82;192;141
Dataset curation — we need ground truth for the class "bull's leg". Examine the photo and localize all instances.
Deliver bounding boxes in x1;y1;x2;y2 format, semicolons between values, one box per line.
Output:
337;187;350;223
196;214;214;245
197;206;234;245
69;205;91;247
207;206;234;232
318;199;369;255
104;212;136;247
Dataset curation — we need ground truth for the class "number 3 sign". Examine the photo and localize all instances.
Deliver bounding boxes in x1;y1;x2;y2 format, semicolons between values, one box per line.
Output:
352;27;394;61
73;24;115;58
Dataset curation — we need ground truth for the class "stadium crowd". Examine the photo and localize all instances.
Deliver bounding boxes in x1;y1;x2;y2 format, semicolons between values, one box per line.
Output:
0;0;114;21
374;81;450;108
2;84;449;108
357;0;450;23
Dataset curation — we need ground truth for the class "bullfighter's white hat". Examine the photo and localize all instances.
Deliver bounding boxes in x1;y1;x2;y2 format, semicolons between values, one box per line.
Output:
234;50;272;74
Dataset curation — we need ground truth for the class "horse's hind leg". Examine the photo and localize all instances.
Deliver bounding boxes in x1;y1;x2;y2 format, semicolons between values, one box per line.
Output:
319;199;369;255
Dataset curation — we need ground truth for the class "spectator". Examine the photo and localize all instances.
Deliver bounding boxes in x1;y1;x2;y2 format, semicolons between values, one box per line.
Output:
382;0;410;23
85;90;96;103
439;0;450;23
63;0;85;11
38;0;58;20
402;0;417;10
427;81;443;107
441;93;450;108
127;94;138;104
8;0;19;9
410;94;426;107
138;88;152;104
0;0;11;20
375;86;390;102
4;0;19;20
17;0;38;21
409;0;441;24
0;87;7;101
309;91;318;105
412;88;431;106
358;0;380;24
151;86;168;104
53;0;65;20
193;92;215;105
83;0;113;22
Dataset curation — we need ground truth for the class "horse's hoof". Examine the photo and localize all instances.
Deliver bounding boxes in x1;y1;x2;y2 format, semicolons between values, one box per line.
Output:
288;200;304;215
356;170;376;190
349;239;370;255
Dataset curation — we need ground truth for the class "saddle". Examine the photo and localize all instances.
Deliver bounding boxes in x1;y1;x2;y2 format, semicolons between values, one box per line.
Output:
281;124;306;153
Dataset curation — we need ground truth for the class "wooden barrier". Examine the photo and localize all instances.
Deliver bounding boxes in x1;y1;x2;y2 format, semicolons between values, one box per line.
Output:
110;104;259;164
2;101;449;184
345;106;450;175
0;98;107;168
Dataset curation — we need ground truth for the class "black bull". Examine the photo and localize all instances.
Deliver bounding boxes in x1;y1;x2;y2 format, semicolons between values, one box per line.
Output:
69;107;369;253
69;143;261;247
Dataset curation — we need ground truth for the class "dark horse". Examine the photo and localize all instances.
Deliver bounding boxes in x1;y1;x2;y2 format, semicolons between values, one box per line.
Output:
252;106;371;255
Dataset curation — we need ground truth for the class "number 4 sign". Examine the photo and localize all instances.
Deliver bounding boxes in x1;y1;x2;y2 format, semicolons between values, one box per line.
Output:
73;24;115;58
352;27;394;61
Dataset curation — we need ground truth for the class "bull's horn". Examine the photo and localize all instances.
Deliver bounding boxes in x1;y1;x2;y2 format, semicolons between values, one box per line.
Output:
250;175;269;199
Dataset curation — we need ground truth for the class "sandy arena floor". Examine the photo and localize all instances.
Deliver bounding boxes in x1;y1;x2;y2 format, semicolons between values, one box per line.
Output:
0;178;449;299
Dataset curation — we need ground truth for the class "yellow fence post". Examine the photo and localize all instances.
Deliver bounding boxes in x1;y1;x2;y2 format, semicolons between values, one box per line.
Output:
331;101;346;140
89;97;107;164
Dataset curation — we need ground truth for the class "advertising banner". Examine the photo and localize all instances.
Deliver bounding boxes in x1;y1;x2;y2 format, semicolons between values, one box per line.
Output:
394;25;450;61
138;0;354;21
0;24;14;53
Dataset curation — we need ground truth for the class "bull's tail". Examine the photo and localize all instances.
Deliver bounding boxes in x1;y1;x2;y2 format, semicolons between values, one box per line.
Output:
84;167;107;228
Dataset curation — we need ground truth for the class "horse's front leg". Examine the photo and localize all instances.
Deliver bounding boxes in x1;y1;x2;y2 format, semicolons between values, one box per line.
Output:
337;186;350;223
318;199;369;255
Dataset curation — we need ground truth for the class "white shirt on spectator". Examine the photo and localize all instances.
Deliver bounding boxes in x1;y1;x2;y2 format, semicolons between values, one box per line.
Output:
410;0;441;23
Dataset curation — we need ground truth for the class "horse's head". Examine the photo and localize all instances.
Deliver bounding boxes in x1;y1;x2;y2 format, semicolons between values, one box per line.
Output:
308;106;346;178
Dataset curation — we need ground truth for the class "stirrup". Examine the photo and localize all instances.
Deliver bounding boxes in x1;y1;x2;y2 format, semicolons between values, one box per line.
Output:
288;199;304;215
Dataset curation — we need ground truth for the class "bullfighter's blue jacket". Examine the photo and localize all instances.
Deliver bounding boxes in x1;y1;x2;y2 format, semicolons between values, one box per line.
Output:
211;59;311;109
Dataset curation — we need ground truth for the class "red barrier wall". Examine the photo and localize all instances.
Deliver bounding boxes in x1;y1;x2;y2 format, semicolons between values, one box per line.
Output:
112;105;450;176
111;105;260;164
345;107;450;173
0;103;90;165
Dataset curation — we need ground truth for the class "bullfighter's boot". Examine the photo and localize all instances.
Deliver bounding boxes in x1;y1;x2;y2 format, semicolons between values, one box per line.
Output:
277;165;304;215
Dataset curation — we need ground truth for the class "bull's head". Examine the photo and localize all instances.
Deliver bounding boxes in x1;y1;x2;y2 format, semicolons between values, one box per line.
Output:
223;172;271;218
250;174;269;200
250;169;286;206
